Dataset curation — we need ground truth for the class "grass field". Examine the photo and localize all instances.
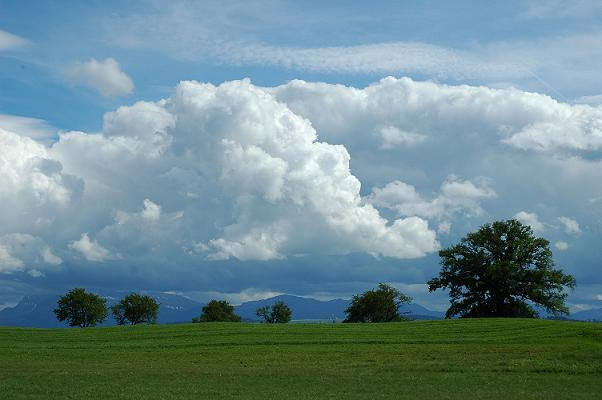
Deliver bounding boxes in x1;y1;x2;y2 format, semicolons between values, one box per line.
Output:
1;319;601;399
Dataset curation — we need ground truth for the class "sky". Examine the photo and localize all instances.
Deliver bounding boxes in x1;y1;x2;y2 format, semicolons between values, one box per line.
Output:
1;0;601;312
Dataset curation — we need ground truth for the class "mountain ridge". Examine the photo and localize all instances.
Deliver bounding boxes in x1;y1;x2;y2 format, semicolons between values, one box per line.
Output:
0;291;447;327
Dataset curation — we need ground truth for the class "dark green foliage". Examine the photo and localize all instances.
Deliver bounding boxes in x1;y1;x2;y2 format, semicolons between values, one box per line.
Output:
111;293;159;325
344;283;412;323
428;219;576;318
196;300;241;322
53;288;108;328
256;301;292;323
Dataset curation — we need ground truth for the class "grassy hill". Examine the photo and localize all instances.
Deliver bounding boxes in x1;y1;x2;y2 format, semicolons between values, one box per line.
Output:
1;319;601;399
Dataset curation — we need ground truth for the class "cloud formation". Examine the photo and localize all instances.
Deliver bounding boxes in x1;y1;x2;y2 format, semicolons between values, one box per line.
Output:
271;77;602;156
2;78;447;278
65;58;134;96
0;29;28;51
0;114;58;144
1;77;601;311
514;211;545;233
558;217;581;235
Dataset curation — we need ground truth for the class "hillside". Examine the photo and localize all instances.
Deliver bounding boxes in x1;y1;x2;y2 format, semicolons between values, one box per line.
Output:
1;319;601;399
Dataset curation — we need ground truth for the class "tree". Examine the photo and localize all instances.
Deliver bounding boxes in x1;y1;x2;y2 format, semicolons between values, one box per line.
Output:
111;293;159;325
53;288;108;328
256;301;292;323
428;219;576;318
343;283;412;323
195;300;241;322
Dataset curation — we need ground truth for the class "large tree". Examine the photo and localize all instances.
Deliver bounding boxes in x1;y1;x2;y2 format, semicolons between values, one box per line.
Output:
256;301;292;323
111;293;159;325
344;283;412;323
428;219;576;318
54;288;108;328
195;300;241;322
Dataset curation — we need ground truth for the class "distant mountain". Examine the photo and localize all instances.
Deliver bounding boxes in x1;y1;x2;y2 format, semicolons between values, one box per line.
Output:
0;291;202;328
234;294;444;321
0;292;445;328
571;308;602;321
235;295;350;321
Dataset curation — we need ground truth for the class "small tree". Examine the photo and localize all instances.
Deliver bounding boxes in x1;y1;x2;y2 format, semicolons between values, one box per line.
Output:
344;283;412;323
195;300;241;322
256;301;292;323
428;219;576;318
54;288;108;328
111;293;159;325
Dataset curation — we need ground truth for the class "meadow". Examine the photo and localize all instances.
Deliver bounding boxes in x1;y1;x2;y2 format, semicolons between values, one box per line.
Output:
1;319;601;399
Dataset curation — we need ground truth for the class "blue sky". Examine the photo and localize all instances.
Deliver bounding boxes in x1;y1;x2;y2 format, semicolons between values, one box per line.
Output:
1;0;601;311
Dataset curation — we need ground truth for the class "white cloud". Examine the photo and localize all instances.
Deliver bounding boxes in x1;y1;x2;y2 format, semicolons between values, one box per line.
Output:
141;199;161;221
514;211;545;232
4;76;602;281
0;114;58;144
0;242;24;272
271;77;602;156
107;5;602;94
69;233;112;262
27;269;44;278
369;176;496;220
41;246;62;265
0;29;28;51
0;129;80;234
555;241;569;251
378;126;426;149
45;79;438;262
65;58;134;96
558;216;581;235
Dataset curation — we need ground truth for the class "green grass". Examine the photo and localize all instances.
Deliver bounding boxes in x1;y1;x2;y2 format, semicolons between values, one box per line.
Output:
1;319;601;399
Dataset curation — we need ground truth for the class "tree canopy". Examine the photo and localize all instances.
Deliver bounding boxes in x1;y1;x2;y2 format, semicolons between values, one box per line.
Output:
256;301;292;323
428;219;576;318
111;293;159;325
344;283;412;323
195;300;241;322
53;288;108;328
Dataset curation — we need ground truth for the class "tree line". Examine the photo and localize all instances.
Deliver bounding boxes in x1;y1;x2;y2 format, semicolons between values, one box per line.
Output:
54;219;576;327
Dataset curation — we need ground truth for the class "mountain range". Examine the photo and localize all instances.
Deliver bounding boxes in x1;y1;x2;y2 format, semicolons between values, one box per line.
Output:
0;291;445;328
1;291;599;328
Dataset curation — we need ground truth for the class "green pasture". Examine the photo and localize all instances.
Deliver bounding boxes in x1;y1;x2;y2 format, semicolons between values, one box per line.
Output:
1;319;601;399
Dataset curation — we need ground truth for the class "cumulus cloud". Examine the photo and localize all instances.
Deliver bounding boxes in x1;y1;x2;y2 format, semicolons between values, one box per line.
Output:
3;76;602;302
558;216;581;234
0;29;28;51
65;58;134;96
555;241;569;251
0;234;60;275
271;77;602;156
32;79;438;264
69;233;112;262
514;211;545;232
0;128;82;237
41;246;62;265
369;176;496;221
0;114;58;144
